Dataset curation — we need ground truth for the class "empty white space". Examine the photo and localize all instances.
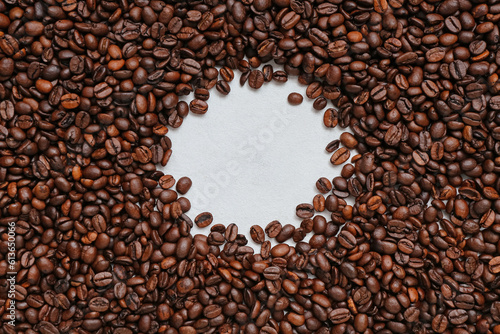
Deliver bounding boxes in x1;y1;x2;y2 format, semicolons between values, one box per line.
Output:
163;71;347;238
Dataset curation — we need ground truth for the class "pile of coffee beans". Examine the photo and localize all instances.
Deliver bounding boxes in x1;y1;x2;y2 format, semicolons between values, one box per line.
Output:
1;0;500;333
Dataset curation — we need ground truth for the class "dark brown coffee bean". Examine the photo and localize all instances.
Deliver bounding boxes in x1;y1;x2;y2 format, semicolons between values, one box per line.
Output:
225;223;238;242
265;220;282;238
296;203;314;219
273;71;288;83
455;294;475;310
323;108;338;128
182;59;201;75
489;256;500;273
316;177;332;194
0;100;14;121
89;297;110;312
93;272;113;287
216;80;231;95
328;308;351;324
263;266;281;280
276;224;295;243
338;230;357;249
60;93;80;109
340;133;358;149
325;140;340;153
176;177;192;194
248;70;265;89
288;92;303;105
250;225;265;244
448;309;468;325
432;314;448;333
190;99;208;114
38;321;60;334
330;147;350;165
313;97;327;110
194;212;213;228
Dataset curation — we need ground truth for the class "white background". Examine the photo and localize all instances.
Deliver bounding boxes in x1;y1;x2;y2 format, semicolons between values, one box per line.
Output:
162;67;348;243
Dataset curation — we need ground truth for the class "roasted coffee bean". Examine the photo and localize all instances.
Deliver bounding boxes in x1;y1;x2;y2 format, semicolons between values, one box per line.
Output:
190;99;208;114
273;71;288;83
60;94;80;109
0;100;14;121
338;230;357;249
248;70;265;89
296;203;314;219
340;133;358;149
93;272;113;287
38;322;60;334
329;308;351;324
448;309;468;325
195;212;213;228
432;314;448;333
89;297;110;312
262;65;273;82
276;224;295;243
489;256;500;273
265;220;282;238
250;225;265;244
288;92;303;105
316;177;332;193
330;147;350;165
263;266;281;280
325;139;340;153
176;177;192;194
455;294;475;309
313;97;328;110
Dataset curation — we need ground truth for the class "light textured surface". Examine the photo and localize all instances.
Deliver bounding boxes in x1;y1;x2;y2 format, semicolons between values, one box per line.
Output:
162;74;348;241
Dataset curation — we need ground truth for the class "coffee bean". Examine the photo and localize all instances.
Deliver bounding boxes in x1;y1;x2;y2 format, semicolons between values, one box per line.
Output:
204;305;222;319
432;314;449;333
38;321;60;334
296;203;314;219
263;266;281;280
182;59;201;75
216;80;231;95
316;177;332;194
273;71;288;83
455;294;475;309
250;225;265;244
93;272;113;287
265;220;282;238
490;256;500;273
0;100;14;121
340;133;358;149
225;223;238;242
60;93;80;109
325;139;340;153
190;99;208;114
330;147;350;165
276;224;295;243
89;297;110;312
176;177;192;194
328;308;351;324
195;212;213;228
287;92;303;105
338;230;357;249
448;309;468;325
404;307;420;323
248;70;265;89
323;108;339;128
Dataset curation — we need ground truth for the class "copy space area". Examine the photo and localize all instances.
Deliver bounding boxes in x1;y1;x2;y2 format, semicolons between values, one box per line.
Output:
164;77;346;234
